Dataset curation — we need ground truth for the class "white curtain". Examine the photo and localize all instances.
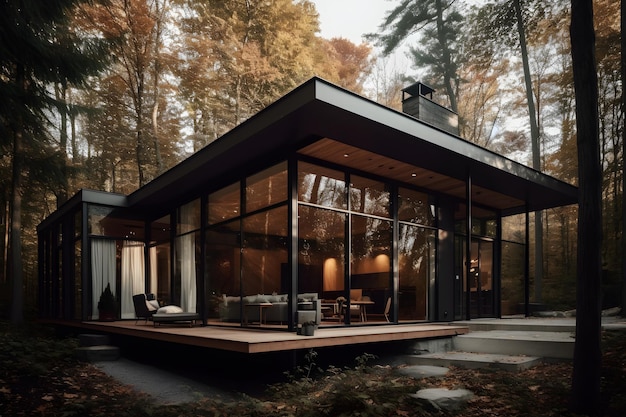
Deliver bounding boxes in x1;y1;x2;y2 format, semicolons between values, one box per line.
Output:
149;246;157;296
91;239;116;320
178;202;197;312
121;240;146;319
178;234;196;312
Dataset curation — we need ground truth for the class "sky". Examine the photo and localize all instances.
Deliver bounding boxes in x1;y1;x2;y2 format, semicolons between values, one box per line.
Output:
309;0;413;83
310;0;398;45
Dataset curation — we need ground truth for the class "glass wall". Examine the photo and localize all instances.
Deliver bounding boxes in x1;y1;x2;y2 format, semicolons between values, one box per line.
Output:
208;182;240;225
205;219;240;319
298;163;347;209
398;224;435;320
72;210;82;320
206;182;241;319
246;162;288;212
351;215;392;323
207;163;289;327
298;205;345;294
398;188;436;321
454;204;498;319
501;214;526;315
242;206;288;295
174;200;200;312
297;162;436;324
88;204;146;320
39;227;59;318
74;239;82;320
150;215;171;305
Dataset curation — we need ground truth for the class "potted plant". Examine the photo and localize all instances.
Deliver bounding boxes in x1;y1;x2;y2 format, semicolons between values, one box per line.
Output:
301;320;316;336
97;283;117;321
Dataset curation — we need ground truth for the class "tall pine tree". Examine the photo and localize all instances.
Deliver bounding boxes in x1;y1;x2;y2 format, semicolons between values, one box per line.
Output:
0;0;109;323
369;0;462;112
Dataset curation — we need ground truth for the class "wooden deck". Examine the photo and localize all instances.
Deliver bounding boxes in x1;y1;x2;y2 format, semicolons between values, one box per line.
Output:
53;320;469;354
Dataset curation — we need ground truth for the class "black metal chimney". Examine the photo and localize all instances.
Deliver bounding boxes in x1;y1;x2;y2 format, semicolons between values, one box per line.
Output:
401;82;459;136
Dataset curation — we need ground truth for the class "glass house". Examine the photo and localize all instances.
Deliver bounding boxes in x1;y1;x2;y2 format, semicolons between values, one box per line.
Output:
37;78;578;331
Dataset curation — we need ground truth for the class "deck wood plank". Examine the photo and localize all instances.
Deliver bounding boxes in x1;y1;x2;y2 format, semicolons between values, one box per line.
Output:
45;320;468;354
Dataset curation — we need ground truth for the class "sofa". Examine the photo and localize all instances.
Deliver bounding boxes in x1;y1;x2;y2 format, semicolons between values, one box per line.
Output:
219;292;321;325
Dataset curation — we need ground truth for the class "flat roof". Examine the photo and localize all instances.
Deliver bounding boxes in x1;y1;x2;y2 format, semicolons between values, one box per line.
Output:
126;77;577;217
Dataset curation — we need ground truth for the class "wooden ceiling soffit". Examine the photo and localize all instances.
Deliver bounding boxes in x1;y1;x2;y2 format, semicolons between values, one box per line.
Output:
298;138;525;211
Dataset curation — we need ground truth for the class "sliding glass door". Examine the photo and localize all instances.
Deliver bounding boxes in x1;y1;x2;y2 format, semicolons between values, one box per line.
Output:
455;237;495;319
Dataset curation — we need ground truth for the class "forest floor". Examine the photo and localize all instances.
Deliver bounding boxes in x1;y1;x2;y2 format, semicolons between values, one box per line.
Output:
1;321;625;417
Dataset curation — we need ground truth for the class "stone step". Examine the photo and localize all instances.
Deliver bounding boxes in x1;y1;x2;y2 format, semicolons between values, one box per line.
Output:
78;333;111;347
75;345;120;362
453;330;575;359
407;351;542;372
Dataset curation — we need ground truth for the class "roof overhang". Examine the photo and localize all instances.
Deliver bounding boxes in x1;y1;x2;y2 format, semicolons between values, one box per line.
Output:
37;189;128;232
127;77;577;216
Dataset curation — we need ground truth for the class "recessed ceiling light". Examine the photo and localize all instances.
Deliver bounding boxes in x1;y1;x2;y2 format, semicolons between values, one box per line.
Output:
411;173;417;177
343;153;349;157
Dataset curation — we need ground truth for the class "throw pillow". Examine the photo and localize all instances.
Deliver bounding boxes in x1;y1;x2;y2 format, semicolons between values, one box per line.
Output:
157;305;183;314
145;299;157;312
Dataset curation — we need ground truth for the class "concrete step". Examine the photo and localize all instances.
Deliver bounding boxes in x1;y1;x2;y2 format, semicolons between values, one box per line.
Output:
451;319;576;333
75;345;120;362
407;351;542;372
453;330;575;360
78;333;111;347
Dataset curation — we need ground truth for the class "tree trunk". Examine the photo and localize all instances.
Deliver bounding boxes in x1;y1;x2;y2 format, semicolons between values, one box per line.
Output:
514;0;543;303
55;81;69;206
435;0;457;112
151;0;164;175
10;65;26;325
570;0;603;413
135;75;146;187
10;146;24;325
2;200;8;284
621;0;626;324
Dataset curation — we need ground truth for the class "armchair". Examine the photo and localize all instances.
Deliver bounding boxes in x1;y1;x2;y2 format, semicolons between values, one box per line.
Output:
132;293;159;324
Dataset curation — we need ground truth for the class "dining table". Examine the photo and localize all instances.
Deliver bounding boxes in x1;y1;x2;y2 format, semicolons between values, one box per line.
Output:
350;300;375;322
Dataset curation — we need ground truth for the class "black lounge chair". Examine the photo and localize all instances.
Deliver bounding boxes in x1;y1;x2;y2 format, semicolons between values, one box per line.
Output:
132;293;158;324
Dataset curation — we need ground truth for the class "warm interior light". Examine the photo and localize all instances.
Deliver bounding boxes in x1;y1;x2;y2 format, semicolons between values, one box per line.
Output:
323;258;342;291
374;254;390;271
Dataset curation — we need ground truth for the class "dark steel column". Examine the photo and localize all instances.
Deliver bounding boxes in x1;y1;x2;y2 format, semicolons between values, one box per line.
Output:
391;184;399;324
495;211;503;318
525;207;531;317
81;203;90;321
199;195;207;326
465;171;472;320
288;156;298;331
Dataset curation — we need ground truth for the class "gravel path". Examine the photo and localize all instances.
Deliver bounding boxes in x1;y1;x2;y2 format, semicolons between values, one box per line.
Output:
95;358;241;404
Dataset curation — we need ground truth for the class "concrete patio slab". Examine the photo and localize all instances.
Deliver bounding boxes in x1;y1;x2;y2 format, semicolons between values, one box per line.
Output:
407;351;542;371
